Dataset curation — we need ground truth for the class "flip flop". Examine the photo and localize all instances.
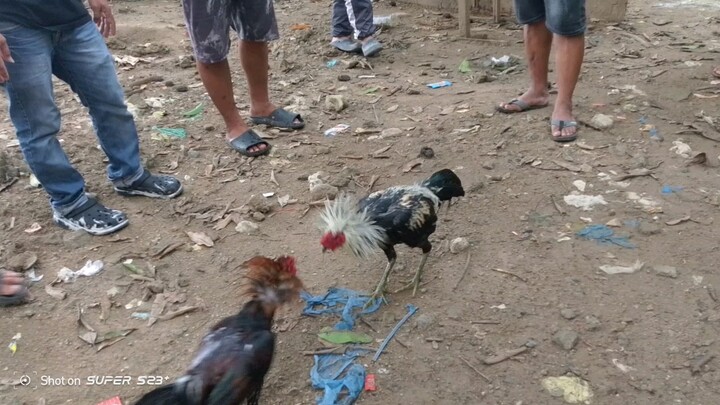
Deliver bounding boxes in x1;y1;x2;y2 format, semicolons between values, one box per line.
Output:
713;66;720;79
228;129;271;157
250;108;305;130
331;38;362;53
496;98;549;114
551;120;579;143
362;38;383;57
0;271;29;307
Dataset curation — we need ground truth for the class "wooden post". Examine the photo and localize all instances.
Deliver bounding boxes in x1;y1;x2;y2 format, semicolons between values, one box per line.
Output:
492;0;500;23
458;0;470;37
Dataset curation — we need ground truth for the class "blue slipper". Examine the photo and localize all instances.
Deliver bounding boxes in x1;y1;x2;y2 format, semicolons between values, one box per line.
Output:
362;38;383;57
228;129;272;157
331;38;362;53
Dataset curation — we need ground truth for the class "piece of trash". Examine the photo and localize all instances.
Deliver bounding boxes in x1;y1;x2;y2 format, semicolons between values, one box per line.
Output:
373;304;418;362
572;180;587;192
489;55;512;67
182;102;204;119
326;59;339;68
450;237;470;254
277;194;294;208
24;222;42;233
153;127;187;139
301;288;382;331
661;185;684;195
45;284;67;300
458;59;472;74
131;312;151;320
311;348;369;405
318;329;373;345
373;13;407;27
8;333;20;355
124;298;143;310
186;231;214;247
290;23;312;31
25;269;43;282
670;140;692;158
666;216;691;226
576;225;635;249
541;376;593;404
599;260;644;275
57;260;104;283
364;374;377;391
563;194;607;211
491;304;507;310
426;80;452;89
29;174;41;188
144;97;166;108
262;192;275;198
95;396;123;405
122;259;144;275
324;124;350;138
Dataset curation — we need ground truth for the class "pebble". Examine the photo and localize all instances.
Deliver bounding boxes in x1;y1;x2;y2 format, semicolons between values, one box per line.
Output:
482;161;495;170
247;195;273;214
638;222;661;236
325;95;347;112
413;313;435;331
175;85;189;93
337;74;351;82
449;237;470;254
251;212;266;222
419;147;435;159
203;124;215;132
310;184;339;200
164;80;174;87
590;113;614;130
552;328;579;350
653;265;678;279
585;315;602;331
235;220;260;235
623;104;639;113
560;308;578;320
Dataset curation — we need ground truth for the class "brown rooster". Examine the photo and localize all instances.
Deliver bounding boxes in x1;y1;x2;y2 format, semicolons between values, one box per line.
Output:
134;255;303;405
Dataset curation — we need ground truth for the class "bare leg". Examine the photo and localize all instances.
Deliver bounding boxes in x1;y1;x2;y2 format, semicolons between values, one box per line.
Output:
366;258;395;307
394;250;430;297
498;21;552;112
195;60;266;154
551;34;585;139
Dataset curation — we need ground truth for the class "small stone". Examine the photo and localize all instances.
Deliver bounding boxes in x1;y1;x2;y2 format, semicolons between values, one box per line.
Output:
552;327;579;350
175;85;188;93
525;339;539;348
623;104;639;113
235;220;260;235
590;113;614;130
413;313;435;331
482;161;495;170
407;88;421;95
606;218;622;227
6;252;37;272
107;286;121;299
638;222;661;236
653;265;678;279
325;95;347;112
449;237;470;254
338;74;351;82
560;308;578;320
247;195;273;214
251;212;266;222
177;277;191;288
418;147;434;158
178;55;194;69
164;80;174;87
203;124;215;132
380;128;403;137
310;184;339;200
585;315;602;331
21;310;35;318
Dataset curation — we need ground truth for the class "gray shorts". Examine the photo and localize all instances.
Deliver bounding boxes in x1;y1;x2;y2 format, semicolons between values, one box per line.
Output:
182;0;280;64
513;0;586;37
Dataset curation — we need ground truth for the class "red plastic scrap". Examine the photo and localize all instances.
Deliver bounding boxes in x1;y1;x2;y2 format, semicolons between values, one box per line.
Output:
364;374;377;391
96;396;123;405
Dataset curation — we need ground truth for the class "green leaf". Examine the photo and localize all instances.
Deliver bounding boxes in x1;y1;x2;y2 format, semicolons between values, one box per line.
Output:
182;102;204;118
458;59;472;74
318;330;373;344
153;127;187;139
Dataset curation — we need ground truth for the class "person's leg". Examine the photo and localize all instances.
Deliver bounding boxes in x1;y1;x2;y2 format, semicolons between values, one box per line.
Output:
546;0;586;140
181;0;266;154
345;0;376;42
713;65;720;78
332;0;354;40
52;21;182;198
1;25;88;213
497;0;552;113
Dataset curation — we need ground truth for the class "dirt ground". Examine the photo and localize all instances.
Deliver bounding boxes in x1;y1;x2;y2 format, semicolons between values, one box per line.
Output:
1;0;720;404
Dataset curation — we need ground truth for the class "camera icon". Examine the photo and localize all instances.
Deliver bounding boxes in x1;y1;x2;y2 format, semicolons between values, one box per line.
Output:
19;375;31;386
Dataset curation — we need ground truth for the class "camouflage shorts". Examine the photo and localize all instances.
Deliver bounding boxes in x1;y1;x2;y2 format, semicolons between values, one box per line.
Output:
182;0;280;64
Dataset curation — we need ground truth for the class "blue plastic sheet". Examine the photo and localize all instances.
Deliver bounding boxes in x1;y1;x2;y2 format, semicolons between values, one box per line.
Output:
311;349;369;405
301;288;383;331
576;224;635;249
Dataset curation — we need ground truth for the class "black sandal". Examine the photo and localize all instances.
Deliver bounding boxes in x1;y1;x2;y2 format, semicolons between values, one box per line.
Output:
250;108;305;130
228;129;272;157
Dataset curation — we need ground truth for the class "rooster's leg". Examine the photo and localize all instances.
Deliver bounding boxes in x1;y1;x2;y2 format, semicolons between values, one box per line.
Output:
445;199;452;216
366;258;395;308
394;252;429;296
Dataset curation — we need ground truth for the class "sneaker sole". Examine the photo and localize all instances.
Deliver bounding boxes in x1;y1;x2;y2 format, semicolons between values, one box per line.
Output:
114;184;184;199
53;215;130;236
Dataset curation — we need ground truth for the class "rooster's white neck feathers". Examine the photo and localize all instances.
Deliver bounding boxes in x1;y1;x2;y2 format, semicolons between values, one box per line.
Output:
319;194;386;258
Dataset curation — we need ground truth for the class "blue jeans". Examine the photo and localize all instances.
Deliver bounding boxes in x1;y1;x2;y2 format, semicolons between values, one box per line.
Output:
513;0;586;37
1;21;143;215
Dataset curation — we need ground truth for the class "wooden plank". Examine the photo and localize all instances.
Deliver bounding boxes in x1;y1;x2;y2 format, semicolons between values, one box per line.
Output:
458;0;470;37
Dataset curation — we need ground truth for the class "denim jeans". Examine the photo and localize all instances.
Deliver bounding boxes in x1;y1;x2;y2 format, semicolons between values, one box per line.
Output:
1;20;143;215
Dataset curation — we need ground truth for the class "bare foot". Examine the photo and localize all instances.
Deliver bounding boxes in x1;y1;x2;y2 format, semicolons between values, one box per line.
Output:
498;89;549;113
551;103;578;140
1;271;26;297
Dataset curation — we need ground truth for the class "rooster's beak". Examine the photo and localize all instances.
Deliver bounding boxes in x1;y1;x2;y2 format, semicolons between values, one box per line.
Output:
322;247;327;253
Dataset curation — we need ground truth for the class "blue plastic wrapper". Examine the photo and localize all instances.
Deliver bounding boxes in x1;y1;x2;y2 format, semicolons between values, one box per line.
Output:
576;224;635;249
311;349;369;405
301;288;382;331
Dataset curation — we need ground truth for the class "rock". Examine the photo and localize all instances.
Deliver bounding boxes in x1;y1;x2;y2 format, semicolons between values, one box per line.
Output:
338;74;351;82
552;328;579;350
325;95;347;112
247;195;273;214
623;104;639;113
177;55;194;69
235;221;260;235
107;286;121;299
590;113;614;130
638;222;661;236
381;128;403;138
329;167;357;188
310;184;339;200
251;212;266;222
413;313;435;331
606;218;622;227
482;161;495;170
585;315;602;331
419;147;435;159
175;85;188;93
203;124;215;132
177;277;191;288
654;265;678;279
6;252;38;272
308;171;330;188
560;308;578;320
449;237;470;254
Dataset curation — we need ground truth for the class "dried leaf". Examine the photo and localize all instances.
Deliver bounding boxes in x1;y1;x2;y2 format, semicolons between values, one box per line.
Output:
24;223;42;233
552;160;592;173
665;216;691;226
277;194;291;208
157;305;199;321
186;231;214;247
403;158;423;173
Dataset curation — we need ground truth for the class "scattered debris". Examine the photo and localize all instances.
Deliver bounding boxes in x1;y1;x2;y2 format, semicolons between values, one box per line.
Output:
552;328;579;350
599;260;645;275
483;345;529;365
449;237;469;254
324;123;350;137
577;225;635;249
541;376;593;404
653;265;678;278
319;329;373;345
186;231;214;247
563;194;607;211
589;113;614;130
373;304;418;362
57;260;104;283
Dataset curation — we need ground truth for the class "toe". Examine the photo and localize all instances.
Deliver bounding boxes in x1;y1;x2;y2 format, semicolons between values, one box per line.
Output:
0;283;24;297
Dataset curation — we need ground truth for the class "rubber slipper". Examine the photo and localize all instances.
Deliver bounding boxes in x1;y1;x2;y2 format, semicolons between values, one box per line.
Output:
331;38;362;53
551;120;579;143
496;98;549;114
713;66;720;79
0;271;29;307
362;38;383;57
250;108;304;130
228;129;271;157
